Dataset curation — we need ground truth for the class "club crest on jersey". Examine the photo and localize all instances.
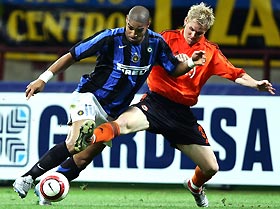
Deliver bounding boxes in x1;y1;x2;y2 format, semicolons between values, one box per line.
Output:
117;63;151;75
77;110;84;115
132;53;140;63
141;104;148;111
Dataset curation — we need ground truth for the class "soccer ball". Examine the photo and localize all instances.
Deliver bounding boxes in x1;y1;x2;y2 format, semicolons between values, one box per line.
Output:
39;172;70;202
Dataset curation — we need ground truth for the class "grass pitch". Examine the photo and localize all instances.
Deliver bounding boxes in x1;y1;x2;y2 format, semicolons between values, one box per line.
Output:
1;182;280;209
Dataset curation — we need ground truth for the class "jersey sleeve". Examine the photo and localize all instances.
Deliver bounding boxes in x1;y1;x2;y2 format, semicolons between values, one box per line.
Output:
156;37;180;74
210;46;246;81
69;29;108;61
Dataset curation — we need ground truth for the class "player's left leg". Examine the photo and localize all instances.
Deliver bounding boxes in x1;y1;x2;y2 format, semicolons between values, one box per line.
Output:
34;183;52;206
177;143;218;207
75;106;150;151
75;120;117;152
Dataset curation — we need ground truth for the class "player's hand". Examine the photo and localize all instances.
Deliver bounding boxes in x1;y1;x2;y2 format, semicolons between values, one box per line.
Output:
191;50;206;66
25;79;46;100
175;54;189;62
256;80;276;95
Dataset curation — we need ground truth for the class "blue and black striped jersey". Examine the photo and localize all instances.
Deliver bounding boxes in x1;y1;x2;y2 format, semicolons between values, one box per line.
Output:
69;27;179;118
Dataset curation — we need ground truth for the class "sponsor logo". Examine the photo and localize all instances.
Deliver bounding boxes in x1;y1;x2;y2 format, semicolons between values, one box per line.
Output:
0;105;30;166
117;63;151;75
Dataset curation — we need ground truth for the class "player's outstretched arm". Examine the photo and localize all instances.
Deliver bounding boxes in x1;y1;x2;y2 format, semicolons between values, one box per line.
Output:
256;80;276;94
235;73;276;95
25;53;75;100
25;79;47;100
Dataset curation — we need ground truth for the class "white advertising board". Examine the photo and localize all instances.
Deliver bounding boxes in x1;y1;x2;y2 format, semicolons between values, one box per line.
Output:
0;92;279;185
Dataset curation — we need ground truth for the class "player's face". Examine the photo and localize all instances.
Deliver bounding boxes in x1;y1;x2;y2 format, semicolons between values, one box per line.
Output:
183;18;207;45
125;17;149;44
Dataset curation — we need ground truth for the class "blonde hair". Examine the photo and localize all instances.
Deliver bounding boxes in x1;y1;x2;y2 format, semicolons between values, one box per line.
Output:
186;2;215;30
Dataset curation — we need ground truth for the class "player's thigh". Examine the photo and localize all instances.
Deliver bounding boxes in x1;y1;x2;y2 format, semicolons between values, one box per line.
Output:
115;106;149;134
177;144;218;173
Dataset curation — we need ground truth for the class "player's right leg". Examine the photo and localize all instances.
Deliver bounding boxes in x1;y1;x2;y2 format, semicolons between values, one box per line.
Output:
74;120;96;152
70;106;150;182
183;178;208;207
58;142;106;181
13;92;104;198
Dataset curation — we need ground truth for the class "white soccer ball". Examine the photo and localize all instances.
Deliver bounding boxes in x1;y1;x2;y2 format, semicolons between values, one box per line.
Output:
39;172;70;202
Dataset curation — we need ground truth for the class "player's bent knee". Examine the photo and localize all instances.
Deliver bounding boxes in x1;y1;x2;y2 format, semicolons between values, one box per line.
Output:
74;153;94;169
65;139;76;153
76;158;92;169
205;164;219;176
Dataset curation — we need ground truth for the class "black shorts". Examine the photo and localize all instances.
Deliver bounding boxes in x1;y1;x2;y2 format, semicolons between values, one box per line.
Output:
132;92;210;147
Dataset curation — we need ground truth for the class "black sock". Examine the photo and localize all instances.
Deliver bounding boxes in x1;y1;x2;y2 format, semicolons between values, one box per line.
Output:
24;142;71;180
57;157;82;182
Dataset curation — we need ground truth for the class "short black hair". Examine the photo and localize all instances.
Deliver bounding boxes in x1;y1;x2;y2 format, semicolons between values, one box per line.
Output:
127;6;150;24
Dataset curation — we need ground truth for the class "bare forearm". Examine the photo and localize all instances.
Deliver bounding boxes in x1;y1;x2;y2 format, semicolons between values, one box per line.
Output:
235;73;275;94
47;52;75;75
172;61;192;77
235;73;258;89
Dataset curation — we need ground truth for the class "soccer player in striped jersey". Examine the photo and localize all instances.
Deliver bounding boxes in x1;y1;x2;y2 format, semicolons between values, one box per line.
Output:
13;5;206;204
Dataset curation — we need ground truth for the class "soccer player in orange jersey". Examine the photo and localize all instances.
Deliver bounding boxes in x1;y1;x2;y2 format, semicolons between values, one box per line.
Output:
71;2;274;207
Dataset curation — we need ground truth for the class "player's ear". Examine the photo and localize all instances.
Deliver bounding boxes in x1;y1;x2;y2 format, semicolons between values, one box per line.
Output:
147;19;151;28
126;15;129;23
183;17;188;27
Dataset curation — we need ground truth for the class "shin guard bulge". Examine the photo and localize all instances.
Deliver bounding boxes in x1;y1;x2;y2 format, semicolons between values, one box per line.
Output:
93;122;120;143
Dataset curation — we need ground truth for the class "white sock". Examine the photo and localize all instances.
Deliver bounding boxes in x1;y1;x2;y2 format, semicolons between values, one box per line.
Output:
189;179;200;190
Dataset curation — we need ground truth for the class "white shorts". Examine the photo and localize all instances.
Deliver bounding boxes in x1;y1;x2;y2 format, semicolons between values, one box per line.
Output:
69;91;112;147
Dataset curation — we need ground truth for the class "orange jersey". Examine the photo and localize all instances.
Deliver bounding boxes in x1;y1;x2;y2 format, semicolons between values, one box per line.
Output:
147;29;246;106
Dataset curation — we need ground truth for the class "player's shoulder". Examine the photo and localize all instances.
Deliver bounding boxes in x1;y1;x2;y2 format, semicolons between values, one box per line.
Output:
106;27;125;36
160;29;181;38
147;29;164;39
204;38;220;50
